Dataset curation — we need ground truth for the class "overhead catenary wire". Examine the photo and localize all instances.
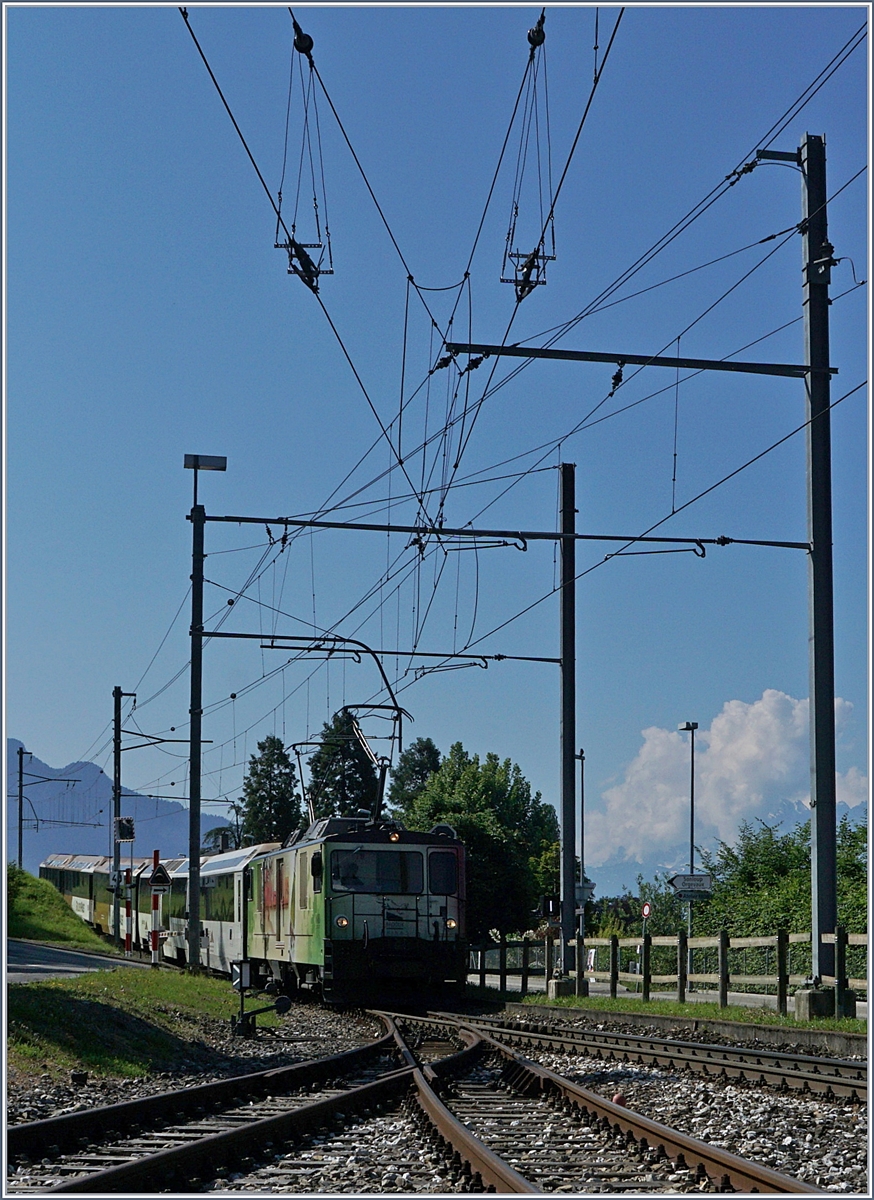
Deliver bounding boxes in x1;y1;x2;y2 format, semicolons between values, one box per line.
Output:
431;162;866;514
441;380;867;660
519;22;866;352
106;14;865;812
179;5;435;526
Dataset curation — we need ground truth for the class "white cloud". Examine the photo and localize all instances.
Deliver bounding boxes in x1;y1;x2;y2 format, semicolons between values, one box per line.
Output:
587;690;868;868
836;765;868;810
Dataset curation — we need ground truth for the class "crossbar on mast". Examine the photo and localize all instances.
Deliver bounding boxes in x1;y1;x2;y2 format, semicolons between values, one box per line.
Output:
444;341;837;378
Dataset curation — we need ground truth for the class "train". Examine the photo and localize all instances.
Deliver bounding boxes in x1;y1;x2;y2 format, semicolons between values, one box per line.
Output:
39;815;467;1004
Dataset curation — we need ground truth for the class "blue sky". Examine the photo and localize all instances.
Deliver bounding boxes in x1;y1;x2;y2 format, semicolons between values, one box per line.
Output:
5;4;869;893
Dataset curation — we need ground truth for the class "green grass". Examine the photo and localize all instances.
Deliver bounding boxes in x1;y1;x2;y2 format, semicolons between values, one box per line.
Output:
463;982;864;1034
8;967;288;1080
6;868;290;1081
7;866;121;953
516;990;867;1035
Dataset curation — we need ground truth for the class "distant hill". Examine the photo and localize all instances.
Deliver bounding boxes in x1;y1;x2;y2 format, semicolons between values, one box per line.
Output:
6;739;227;875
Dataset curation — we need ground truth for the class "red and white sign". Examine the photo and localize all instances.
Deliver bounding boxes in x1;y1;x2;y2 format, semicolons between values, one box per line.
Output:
641;901;652;920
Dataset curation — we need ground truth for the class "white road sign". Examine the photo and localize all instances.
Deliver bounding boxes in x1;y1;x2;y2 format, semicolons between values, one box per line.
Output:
668;873;713;899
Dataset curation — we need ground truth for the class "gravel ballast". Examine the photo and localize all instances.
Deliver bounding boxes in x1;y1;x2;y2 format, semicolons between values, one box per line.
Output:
7;1002;867;1193
6;1003;381;1126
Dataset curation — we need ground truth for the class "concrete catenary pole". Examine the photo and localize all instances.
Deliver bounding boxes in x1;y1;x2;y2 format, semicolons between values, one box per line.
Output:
559;463;577;977
801;132;837;983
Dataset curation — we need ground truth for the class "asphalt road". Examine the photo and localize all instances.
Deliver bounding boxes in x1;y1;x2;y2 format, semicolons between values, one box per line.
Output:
7;939;150;983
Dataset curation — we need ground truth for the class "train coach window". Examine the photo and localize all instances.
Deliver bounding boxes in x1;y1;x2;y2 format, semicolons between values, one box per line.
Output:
428;851;458;896
331;849;423;894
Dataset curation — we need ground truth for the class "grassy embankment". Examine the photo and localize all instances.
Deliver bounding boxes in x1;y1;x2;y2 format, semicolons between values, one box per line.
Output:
7;868;286;1081
8;863;121;953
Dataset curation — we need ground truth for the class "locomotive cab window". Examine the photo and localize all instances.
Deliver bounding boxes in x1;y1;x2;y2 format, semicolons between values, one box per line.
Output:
428;851;458;895
331;849;423;894
311;851;323;894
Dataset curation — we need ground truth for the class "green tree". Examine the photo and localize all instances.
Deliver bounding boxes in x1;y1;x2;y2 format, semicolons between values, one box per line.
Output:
239;735;303;845
307;711;379;818
399;741;559;940
628;811;868;941
695;813;868;937
202;823;237;854
528;839;560;899
387;737;442;816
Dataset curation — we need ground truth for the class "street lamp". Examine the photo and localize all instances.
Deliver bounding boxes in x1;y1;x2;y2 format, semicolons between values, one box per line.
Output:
678;721;698;986
184;453;227;971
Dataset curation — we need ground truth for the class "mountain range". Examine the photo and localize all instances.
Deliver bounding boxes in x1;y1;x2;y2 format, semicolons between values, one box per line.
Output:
6;739;227;875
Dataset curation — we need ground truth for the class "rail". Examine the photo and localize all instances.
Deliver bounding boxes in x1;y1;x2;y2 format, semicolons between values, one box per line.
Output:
468;925;867;1013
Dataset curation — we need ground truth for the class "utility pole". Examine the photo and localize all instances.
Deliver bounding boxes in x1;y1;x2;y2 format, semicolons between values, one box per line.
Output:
801;132;837;983
188;501;206;971
112;686;122;946
679;721;698;984
14;747;77;872
112;686;136;946
559;463;577;978
18;746;26;868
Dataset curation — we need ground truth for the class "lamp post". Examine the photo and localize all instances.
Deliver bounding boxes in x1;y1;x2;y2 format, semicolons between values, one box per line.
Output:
678;721;698;985
183;453;227;971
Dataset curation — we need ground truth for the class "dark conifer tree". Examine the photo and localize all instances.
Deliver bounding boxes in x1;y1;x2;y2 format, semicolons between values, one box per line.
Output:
239;735;302;845
387;736;442;819
307;710;379;818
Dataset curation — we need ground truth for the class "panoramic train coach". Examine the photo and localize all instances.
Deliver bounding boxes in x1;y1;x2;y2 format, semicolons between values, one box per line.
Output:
40;820;466;1004
40;852;185;948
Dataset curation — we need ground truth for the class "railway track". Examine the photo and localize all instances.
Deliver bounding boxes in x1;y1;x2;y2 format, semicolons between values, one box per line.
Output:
428;1009;867;1103
5;1010;825;1194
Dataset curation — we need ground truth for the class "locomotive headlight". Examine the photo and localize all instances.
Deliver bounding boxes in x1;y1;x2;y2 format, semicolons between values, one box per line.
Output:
335;916;349;928
445;918;457;929
389;831;400;842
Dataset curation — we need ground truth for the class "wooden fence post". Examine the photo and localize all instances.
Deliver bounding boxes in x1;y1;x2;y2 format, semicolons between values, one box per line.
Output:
609;934;619;999
677;929;687;1004
521;936;530;995
479;944;487;990
718;929;729;1008
642;933;651;1002
835;925;847;1016
776;929;788;1016
499;933;507;995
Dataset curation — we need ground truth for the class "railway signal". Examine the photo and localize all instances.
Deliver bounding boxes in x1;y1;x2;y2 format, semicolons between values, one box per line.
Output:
115;817;135;841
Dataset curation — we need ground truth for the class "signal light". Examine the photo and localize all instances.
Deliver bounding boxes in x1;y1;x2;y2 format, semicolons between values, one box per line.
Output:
335;916;349;928
388;831;400;842
445;918;457;929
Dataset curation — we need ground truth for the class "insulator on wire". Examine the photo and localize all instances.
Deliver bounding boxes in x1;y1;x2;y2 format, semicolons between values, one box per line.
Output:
276;14;333;288
501;10;555;301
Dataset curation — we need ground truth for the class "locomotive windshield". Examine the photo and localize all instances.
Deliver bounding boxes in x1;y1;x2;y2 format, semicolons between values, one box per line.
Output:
331;848;423;894
428;851;458;895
